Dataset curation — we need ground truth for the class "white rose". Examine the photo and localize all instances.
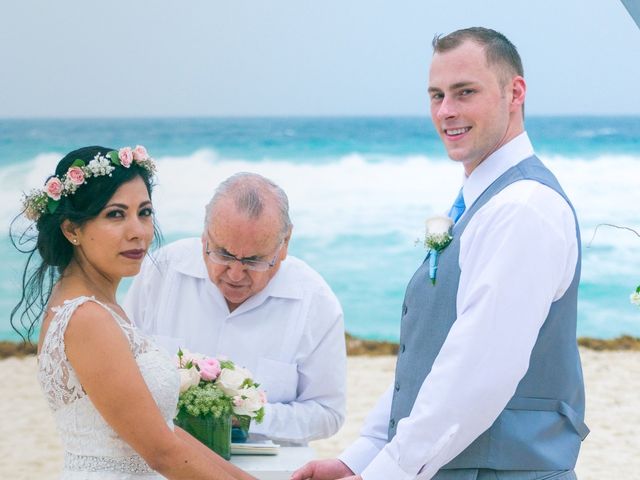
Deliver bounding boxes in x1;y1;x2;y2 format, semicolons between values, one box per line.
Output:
217;366;252;396
630;291;640;306
425;215;454;236
232;387;266;417
179;367;201;393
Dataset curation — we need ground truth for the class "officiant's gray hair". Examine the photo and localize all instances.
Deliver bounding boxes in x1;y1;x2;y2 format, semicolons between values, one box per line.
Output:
204;172;292;240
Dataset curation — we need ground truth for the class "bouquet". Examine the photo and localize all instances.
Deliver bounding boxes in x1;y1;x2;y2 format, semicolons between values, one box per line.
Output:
631;286;640;307
175;349;266;458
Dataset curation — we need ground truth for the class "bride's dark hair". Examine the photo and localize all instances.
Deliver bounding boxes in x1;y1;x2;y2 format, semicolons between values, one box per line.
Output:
10;145;160;342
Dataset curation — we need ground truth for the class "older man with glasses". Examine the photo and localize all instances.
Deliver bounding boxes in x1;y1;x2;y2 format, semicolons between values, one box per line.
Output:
124;172;346;445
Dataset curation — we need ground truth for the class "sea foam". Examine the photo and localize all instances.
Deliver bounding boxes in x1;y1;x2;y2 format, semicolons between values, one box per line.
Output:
2;150;639;340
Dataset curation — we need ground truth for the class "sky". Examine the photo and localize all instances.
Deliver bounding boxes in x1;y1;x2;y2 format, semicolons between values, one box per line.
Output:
1;0;639;118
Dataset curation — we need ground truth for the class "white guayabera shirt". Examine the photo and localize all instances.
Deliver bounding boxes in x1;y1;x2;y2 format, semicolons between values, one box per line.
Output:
124;242;346;445
339;132;579;479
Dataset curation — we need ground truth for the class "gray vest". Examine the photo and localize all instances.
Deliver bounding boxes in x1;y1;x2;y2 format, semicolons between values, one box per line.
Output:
389;156;589;471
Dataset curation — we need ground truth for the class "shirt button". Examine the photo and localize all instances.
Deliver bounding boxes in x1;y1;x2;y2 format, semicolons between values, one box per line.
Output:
395;382;400;392
402;304;408;315
389;418;396;428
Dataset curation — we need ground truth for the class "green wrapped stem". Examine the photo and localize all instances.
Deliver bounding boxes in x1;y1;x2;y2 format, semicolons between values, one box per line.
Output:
175;411;232;460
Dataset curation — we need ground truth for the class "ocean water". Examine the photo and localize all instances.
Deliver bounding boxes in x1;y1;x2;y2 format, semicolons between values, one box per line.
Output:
1;116;639;342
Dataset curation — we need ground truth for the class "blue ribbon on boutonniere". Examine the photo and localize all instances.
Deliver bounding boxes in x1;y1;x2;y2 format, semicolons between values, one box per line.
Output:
424;215;454;285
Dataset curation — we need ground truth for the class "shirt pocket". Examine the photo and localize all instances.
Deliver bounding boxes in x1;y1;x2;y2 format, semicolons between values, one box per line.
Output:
255;357;299;403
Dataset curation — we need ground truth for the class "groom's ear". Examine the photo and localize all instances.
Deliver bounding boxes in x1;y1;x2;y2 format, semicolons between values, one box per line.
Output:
508;75;526;115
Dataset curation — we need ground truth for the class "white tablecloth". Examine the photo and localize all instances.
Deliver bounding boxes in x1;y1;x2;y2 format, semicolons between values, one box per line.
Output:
231;447;315;480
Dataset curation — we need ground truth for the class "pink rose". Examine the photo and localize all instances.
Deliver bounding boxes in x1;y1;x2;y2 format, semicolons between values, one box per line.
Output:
132;145;148;161
118;147;133;167
66;167;85;185
45;177;63;201
197;358;221;381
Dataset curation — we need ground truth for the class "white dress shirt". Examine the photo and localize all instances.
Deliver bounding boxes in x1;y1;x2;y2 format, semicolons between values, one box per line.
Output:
123;238;346;444
339;132;579;479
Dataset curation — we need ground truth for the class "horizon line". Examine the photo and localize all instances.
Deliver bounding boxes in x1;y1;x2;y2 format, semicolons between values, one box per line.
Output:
2;113;640;121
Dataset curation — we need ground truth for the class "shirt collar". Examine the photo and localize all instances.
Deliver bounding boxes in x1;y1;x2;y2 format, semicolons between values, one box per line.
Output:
171;240;209;279
219;258;304;317
260;259;305;299
172;240;303;303
461;131;534;209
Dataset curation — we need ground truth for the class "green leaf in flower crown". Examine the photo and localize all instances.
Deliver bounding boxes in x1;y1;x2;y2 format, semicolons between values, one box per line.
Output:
636;285;640;294
71;159;86;168
107;150;121;166
47;199;60;214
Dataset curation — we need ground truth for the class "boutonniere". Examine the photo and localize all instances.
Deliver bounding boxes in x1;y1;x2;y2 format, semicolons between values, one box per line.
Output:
424;215;454;285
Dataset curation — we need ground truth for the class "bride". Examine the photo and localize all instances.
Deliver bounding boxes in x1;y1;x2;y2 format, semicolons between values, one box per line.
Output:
11;145;254;480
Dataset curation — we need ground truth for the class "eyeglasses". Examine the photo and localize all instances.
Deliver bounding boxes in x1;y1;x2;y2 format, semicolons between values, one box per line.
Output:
205;240;283;272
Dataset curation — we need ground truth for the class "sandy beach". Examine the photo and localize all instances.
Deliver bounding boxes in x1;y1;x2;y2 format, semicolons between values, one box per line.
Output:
1;349;638;479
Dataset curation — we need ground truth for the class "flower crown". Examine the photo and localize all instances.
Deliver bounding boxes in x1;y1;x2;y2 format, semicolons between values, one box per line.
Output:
22;145;157;222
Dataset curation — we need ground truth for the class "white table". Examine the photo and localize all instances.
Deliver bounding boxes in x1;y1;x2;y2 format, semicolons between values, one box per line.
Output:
231;447;315;480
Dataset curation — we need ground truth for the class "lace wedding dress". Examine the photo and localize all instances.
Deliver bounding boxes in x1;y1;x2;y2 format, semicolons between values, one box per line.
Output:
38;296;180;479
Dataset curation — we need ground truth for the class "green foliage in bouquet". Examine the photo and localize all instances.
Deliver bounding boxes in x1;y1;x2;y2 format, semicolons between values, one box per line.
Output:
177;382;233;418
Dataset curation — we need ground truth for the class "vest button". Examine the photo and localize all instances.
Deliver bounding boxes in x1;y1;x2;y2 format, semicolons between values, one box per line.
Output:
402;304;408;315
389;418;396;428
395;382;400;392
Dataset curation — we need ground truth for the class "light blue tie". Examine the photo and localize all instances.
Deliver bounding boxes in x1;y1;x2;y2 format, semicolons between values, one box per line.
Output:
448;188;466;223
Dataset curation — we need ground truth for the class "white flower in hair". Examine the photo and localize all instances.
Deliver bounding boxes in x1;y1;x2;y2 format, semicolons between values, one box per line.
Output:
86;154;116;177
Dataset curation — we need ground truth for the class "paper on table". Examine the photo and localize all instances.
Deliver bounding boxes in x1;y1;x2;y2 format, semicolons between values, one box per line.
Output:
231;440;280;455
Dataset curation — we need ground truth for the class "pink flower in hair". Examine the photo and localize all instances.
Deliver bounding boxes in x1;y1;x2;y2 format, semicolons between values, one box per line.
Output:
118;147;133;167
132;145;148;161
45;177;63;201
67;167;85;185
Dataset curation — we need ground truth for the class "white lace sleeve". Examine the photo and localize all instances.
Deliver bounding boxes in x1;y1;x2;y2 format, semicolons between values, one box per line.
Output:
37;296;157;412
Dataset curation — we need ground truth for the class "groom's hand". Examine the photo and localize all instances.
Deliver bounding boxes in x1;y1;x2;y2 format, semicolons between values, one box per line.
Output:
290;458;354;480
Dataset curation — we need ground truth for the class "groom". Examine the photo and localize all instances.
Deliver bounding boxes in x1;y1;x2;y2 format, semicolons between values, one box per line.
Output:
293;27;588;480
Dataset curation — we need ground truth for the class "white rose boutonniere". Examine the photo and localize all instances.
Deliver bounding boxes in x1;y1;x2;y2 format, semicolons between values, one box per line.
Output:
424;215;454;285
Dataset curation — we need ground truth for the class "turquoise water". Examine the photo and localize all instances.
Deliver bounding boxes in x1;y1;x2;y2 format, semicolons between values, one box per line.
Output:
2;117;640;341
